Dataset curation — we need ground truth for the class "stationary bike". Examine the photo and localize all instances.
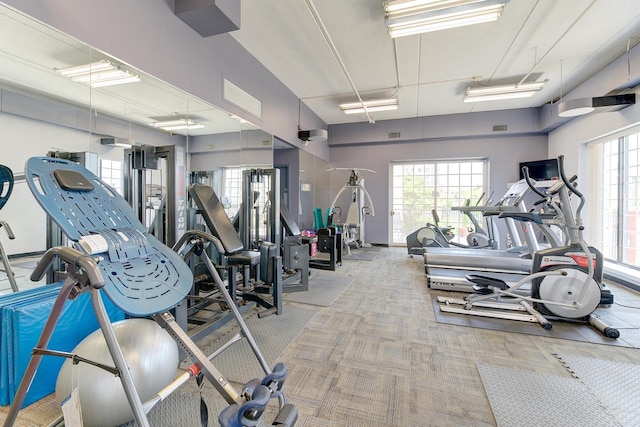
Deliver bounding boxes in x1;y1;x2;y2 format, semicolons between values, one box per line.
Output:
461;156;618;338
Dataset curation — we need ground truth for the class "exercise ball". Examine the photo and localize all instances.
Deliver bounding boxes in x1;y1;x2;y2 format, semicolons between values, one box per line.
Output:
55;318;179;427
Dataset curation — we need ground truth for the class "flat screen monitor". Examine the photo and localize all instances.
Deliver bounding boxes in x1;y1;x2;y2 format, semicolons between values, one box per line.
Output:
519;158;559;181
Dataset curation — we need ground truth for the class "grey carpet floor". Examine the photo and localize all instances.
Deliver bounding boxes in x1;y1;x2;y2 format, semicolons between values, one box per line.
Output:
283;274;354;306
3;248;640;427
196;304;317;382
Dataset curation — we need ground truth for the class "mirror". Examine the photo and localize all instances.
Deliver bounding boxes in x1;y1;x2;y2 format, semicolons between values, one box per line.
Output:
0;4;273;268
298;149;330;230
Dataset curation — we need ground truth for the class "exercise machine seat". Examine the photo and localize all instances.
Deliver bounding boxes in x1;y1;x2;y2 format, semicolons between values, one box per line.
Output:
189;184;260;267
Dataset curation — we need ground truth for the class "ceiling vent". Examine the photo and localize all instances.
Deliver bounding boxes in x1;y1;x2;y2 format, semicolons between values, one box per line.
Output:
558;94;636;118
298;129;328;142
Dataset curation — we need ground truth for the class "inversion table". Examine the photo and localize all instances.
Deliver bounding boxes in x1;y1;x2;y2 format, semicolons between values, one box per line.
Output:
0;164;18;293
3;157;297;427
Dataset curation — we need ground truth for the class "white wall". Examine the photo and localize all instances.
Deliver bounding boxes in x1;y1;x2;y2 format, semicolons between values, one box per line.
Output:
0;113;99;254
548;44;640;228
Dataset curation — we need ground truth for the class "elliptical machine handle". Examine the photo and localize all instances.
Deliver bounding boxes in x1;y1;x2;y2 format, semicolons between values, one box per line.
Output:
557;155;586;217
558;155;583;198
522;166;547;198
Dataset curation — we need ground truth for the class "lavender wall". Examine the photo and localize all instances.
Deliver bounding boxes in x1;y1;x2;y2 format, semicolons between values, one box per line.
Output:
328;134;548;245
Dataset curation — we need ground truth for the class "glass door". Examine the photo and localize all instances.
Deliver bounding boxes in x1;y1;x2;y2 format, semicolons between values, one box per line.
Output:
391;160;487;246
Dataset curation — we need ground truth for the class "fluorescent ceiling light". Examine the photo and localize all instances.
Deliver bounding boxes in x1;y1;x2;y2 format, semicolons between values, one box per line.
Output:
385;0;508;38
339;98;399;114
463;81;546;103
56;60;141;88
100;137;133;148
150;118;205;131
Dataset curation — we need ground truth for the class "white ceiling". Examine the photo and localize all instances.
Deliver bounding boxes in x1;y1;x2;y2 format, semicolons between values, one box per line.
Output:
231;0;640;125
1;1;639;137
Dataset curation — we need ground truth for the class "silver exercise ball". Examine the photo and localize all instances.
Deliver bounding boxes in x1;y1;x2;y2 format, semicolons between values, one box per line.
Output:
55;318;179;427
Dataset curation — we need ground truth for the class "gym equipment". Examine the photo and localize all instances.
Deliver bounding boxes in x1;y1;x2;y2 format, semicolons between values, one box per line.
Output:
311;209;343;271
458;192;499;249
239;169;280;250
280;199;311;292
408;196;499;255
438;156;618;338
55;319;179;427
189;183;285;317
237;168;311;292
447;192;500;249
43;151;100;284
328;168;375;254
124;144;188;248
0;164;18;292
406;216;456;256
3;157;296;427
424;179;545;292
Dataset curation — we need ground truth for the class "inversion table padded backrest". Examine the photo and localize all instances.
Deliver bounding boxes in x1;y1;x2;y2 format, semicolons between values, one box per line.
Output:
25;157;193;316
189;184;245;254
0;165;14;211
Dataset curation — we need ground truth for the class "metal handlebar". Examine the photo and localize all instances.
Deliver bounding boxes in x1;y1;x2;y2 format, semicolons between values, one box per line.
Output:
30;246;105;288
522;166;547;198
558;155;586;217
0;220;15;239
173;230;225;254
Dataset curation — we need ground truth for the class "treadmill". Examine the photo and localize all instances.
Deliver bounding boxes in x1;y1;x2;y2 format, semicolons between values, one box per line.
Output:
424;179;545;292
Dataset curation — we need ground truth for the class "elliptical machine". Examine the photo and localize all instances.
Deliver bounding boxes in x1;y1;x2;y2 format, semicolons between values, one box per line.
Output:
438;156;619;338
406;194;497;256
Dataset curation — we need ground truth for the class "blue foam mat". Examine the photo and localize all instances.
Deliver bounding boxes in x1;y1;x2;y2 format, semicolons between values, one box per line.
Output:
0;285;61;404
0;286;124;407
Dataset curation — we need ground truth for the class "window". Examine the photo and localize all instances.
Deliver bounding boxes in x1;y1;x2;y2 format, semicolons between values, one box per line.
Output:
589;128;640;268
391;159;487;245
221;167;244;218
100;159;123;195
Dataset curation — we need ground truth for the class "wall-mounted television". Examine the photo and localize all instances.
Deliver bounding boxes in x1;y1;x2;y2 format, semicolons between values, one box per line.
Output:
519;158;559;181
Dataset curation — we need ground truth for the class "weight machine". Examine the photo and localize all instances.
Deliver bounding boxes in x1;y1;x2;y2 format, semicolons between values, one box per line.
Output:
328;168;376;254
239;169;309;293
124;144;187;248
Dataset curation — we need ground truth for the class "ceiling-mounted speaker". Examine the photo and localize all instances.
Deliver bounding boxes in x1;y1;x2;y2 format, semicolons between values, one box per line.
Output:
558;93;636;118
298;129;328;142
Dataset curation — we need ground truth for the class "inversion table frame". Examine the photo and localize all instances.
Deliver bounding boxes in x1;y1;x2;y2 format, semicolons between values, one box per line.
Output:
0;164;18;292
3;157;296;427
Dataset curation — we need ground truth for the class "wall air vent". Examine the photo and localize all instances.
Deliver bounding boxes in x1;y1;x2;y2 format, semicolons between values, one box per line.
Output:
492;124;508;132
389;132;401;139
